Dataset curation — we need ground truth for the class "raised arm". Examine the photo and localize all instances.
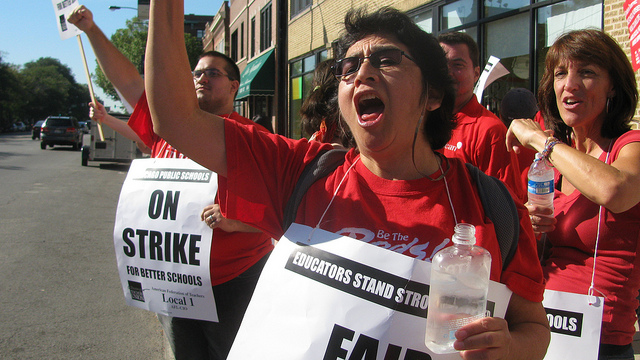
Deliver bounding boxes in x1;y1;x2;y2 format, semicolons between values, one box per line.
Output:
68;5;144;106
507;118;640;213
89;101;147;149
145;0;227;175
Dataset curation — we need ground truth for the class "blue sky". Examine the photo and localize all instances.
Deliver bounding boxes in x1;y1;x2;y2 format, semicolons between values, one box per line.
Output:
0;0;220;110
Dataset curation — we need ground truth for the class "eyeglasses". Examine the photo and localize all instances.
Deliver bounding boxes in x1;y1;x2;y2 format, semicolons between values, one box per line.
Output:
332;48;416;79
192;68;231;80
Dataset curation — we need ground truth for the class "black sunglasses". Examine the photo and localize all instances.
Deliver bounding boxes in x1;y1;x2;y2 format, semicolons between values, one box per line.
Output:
332;48;416;79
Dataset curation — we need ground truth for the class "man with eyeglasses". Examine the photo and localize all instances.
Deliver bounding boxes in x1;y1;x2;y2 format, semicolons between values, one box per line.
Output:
69;6;273;360
438;32;526;203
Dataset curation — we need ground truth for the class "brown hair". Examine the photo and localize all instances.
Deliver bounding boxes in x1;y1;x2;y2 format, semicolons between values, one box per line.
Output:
538;29;637;143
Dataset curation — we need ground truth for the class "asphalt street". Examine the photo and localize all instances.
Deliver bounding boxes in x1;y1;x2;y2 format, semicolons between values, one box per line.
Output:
0;132;171;359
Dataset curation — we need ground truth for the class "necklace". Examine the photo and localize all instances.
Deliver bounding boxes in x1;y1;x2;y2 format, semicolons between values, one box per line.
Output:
588;138;613;305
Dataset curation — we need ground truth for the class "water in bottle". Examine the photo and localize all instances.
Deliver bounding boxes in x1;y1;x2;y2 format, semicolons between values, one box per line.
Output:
527;153;554;214
425;223;491;354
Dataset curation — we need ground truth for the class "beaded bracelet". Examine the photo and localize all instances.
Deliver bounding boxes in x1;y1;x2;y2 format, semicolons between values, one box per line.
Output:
541;137;561;160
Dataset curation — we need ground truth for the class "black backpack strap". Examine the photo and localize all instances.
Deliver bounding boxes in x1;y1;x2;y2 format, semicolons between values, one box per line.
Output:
465;163;520;270
282;149;348;232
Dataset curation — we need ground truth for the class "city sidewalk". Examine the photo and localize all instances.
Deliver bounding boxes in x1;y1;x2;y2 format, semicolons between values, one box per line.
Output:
163;333;175;360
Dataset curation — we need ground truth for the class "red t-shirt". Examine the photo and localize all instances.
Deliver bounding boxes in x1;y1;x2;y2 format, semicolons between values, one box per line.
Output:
544;130;640;345
441;97;526;203
128;92;274;285
219;119;545;302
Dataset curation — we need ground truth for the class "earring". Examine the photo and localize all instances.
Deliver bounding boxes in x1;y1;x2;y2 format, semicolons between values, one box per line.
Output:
606;97;612;114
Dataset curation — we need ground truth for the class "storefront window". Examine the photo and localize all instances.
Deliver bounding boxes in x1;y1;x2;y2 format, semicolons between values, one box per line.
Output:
427;0;603;115
291;59;303;76
484;0;530;17
536;0;602;85
289;50;327;139
482;12;530;113
441;0;477;30
303;56;316;73
413;9;433;33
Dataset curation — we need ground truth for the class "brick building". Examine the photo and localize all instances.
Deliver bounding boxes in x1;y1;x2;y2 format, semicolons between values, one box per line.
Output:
285;0;638;138
203;2;230;54
184;14;213;42
201;0;637;137
227;0;278;123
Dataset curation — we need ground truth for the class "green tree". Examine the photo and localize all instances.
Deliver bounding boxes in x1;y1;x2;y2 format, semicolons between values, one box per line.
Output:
20;57;90;123
95;18;203;104
94;18;147;102
67;83;92;121
185;33;203;71
0;54;26;130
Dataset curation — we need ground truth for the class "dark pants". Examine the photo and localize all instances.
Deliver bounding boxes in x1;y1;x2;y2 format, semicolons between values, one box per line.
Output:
598;344;634;360
159;252;271;360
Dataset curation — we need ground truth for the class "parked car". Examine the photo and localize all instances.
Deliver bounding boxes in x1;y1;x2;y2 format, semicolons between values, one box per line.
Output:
40;116;83;150
32;120;45;139
78;121;90;134
12;122;27;132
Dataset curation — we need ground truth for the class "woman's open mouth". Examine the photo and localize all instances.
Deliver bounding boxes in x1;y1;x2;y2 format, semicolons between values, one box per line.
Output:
357;93;385;127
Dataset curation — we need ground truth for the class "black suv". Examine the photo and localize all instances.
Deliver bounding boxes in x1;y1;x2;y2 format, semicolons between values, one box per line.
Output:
40;116;83;150
32;120;45;139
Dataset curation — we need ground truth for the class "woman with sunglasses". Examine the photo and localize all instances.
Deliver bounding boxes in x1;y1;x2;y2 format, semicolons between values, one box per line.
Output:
145;2;549;359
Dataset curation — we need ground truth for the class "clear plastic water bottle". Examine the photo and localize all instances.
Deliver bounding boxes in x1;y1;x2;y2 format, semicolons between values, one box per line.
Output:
425;223;491;354
527;153;554;214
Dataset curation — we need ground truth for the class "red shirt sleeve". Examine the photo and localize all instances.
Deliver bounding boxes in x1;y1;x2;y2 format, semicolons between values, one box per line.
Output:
127;91;159;150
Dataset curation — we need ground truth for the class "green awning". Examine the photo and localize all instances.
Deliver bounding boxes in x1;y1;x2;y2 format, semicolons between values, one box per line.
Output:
236;49;275;100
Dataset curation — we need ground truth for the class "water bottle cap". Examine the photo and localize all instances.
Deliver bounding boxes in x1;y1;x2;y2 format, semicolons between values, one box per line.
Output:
452;223;476;245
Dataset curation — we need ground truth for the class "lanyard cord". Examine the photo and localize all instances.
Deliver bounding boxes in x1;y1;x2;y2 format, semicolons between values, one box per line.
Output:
306;154;459;242
587;139;613;305
411;99;457;224
307;156;361;241
441;161;458;225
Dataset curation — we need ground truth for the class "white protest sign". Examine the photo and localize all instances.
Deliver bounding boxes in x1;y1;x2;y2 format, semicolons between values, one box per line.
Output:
51;0;105;139
113;158;218;321
51;0;82;40
542;289;604;360
228;223;512;359
474;55;510;103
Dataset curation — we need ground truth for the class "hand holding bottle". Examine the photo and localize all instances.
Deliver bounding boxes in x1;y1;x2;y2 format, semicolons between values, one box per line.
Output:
525;203;556;234
425;224;491;354
527;153;557;234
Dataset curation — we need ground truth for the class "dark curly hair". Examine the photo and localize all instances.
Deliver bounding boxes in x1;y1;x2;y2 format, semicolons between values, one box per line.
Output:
300;59;354;147
334;7;456;150
538;29;638;144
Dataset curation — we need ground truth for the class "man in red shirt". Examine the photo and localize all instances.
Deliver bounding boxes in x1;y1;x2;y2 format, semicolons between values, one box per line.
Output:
69;6;273;359
438;32;525;203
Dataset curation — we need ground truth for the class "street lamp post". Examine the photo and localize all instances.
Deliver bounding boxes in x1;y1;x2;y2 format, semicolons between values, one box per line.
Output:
109;5;148;20
109;6;137;11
